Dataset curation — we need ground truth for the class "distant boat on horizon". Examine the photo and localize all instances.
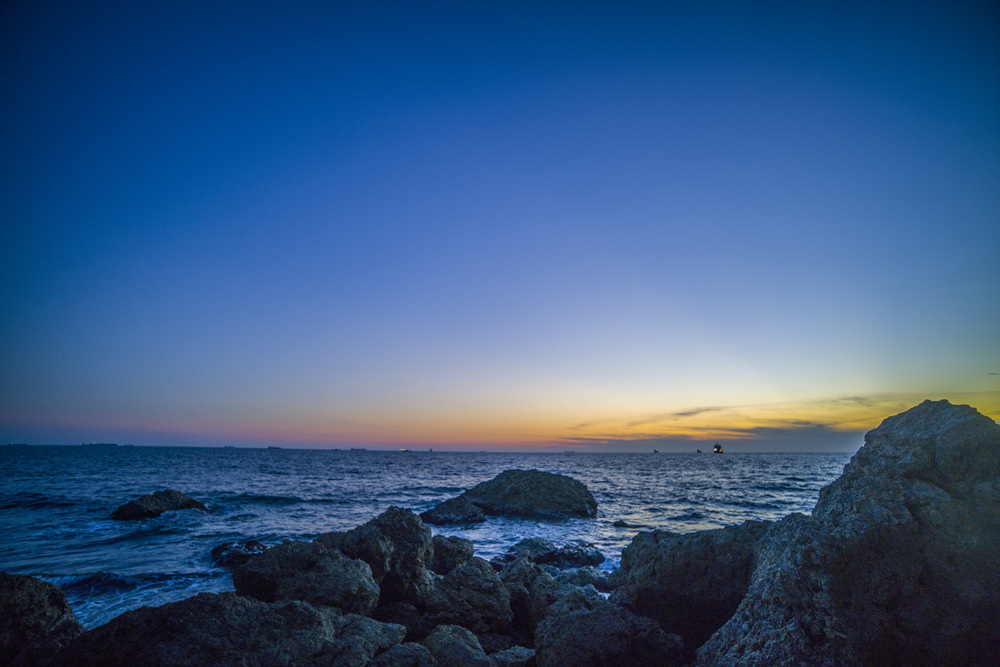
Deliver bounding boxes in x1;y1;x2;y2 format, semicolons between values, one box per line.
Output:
266;446;282;450
713;442;723;454
81;443;118;448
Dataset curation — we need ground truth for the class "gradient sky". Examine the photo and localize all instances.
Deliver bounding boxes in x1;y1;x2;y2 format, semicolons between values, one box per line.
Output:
2;1;998;451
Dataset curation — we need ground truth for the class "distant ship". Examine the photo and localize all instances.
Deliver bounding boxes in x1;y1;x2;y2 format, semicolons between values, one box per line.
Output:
266;446;282;450
81;443;118;448
713;442;723;454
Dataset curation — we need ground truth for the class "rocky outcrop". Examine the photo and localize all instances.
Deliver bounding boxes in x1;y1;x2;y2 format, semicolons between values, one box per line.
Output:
424;469;597;523
210;540;267;568
422;624;491;667
420;496;485;525
609;519;771;647
430;534;474;575
0;573;83;666
535;598;689;667
367;641;438;666
233;540;379;615
317;506;435;607
51;592;404;666
422;557;513;637
491;537;605;570
699;399;1000;666
110;489;207;520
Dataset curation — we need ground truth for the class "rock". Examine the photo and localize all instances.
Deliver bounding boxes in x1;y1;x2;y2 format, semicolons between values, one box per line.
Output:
0;572;83;666
459;469;597;520
423;557;513;636
488;645;536;667
423;624;491;667
210;540;267;568
492;538;605;570
110;489;207;520
499;556;549;642
51;592;405;666
367;641;438;667
699;400;1000;666
317;506;434;606
430;534;474;575
551;565;612;592
608;519;771;647
613;519;633;528
420;496;486;525
233;540;379;615
534;599;690;667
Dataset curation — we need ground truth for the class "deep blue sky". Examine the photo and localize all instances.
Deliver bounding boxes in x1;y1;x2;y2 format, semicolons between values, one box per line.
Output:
2;1;998;450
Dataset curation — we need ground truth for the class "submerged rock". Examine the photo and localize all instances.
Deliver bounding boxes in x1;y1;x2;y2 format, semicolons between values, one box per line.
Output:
110;489;207;520
51;592;405;666
233;540;379;615
609;519;771;647
0;572;83;666
420;496;486;525
699;399;1000;666
492;537;605;570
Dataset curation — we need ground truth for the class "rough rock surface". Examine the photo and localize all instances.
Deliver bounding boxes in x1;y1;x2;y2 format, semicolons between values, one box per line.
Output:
420;496;485;525
551;564;612;592
535;599;689;667
367;641;438;667
233;540;379;615
699;399;1000;666
51;592;405;666
489;644;536;667
110;489;207;520
317;506;434;606
492;537;605;570
422;624;491;667
430;534;474;575
609;519;771;647
423;557;513;636
459;469;597;520
0;572;84;666
210;540;267;568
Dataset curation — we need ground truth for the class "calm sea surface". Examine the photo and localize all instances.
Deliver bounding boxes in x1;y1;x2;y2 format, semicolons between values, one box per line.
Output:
0;446;852;628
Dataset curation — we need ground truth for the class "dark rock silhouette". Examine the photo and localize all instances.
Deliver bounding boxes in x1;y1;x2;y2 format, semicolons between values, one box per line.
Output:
0;572;83;666
429;534;474;575
110;489;207;520
491;537;605;570
422;557;513;637
422;624;491;667
210;540;267;568
419;496;485;525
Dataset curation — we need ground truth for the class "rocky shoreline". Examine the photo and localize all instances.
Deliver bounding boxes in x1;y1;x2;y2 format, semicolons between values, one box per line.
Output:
3;400;998;665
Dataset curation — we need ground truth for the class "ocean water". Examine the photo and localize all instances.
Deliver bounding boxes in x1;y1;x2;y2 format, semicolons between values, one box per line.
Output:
0;446;852;629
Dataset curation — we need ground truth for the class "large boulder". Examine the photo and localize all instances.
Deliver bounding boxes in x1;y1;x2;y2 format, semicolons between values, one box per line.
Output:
700;400;1000;666
423;557;513;637
110;489;207;520
609;519;771;647
0;573;84;666
317;506;435;606
534;599;689;667
233;540;379;615
422;624;491;667
366;641;437;667
430;534;474;575
51;592;405;666
423;470;597;523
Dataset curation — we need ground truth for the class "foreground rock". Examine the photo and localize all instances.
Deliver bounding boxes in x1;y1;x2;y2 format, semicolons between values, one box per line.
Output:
609;519;771;647
110;489;207;520
699;400;1000;665
0;572;83;666
52;592;405;666
233;540;379;615
424;469;597;523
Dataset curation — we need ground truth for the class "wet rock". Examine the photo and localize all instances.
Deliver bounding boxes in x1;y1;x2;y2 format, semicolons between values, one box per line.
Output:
700;400;1000;666
492;538;605;570
489;644;536;667
110;489;207;520
233;540;379;615
210;540;267;568
423;557;513;636
420;496;485;525
609;519;771;647
0;572;83;666
459;469;597;520
535;599;689;667
430;534;474;575
423;624;491;667
317;506;434;606
51;592;405;666
367;641;438;667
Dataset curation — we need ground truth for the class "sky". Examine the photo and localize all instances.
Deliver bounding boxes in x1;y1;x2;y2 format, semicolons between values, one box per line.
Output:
1;1;998;452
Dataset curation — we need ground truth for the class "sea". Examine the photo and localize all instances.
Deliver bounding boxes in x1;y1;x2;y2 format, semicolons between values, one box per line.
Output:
0;445;853;629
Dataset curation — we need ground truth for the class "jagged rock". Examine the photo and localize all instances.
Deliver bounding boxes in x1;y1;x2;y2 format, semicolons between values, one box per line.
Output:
367;641;438;667
489;645;536;667
420;497;486;525
699;400;1000;666
551;565;612;592
460;469;597;520
423;557;513;636
535;599;690;667
430;534;474;574
609;519;771;647
492;538;605;570
423;624;491;667
0;573;83;666
51;592;405;666
317;506;434;606
233;540;379;615
110;489;207;520
210;540;267;568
